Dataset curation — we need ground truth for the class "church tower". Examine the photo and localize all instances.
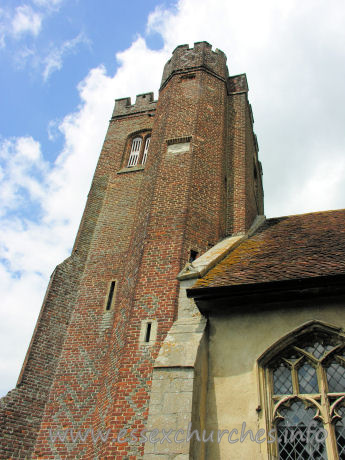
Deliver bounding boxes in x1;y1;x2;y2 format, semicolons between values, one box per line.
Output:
0;42;263;458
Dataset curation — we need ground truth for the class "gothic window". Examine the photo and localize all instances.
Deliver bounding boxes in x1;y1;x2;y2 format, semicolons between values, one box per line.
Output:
127;137;142;167
260;323;345;459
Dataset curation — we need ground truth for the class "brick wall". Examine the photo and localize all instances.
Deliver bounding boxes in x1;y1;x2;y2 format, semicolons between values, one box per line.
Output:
227;74;264;235
0;164;107;458
0;42;264;459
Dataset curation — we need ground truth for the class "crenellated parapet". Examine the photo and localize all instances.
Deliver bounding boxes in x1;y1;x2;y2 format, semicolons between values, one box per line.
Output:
160;41;228;88
228;73;248;93
112;92;157;118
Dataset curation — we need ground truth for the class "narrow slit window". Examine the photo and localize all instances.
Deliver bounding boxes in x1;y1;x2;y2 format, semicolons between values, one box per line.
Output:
139;319;157;346
142;136;150;165
145;322;152;343
106;281;116;311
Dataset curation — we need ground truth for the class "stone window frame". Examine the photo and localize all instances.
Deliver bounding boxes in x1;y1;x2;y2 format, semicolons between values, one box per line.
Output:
166;136;192;156
126;131;151;168
258;321;345;459
103;280;117;311
139;319;158;346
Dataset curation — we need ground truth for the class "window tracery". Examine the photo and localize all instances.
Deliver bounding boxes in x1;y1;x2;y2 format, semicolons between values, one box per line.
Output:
260;324;345;459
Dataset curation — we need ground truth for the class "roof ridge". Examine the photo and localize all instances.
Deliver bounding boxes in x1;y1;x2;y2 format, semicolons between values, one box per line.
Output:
266;208;345;221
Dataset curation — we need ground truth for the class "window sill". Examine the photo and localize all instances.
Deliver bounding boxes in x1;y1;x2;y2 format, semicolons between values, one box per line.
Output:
117;165;145;174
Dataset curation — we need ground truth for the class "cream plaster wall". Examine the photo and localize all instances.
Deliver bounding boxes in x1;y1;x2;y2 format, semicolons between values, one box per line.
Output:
206;299;345;459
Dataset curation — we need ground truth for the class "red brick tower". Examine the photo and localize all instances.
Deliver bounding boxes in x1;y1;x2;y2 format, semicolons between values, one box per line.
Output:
0;42;263;458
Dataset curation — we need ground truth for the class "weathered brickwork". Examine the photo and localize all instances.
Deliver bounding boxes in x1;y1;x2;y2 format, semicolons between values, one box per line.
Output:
227;74;264;235
33;96;157;459
0;172;107;459
0;42;263;458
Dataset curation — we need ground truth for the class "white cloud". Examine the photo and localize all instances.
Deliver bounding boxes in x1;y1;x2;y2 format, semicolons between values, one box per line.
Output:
0;1;63;48
0;3;89;82
47;119;60;141
13;44;36;69
11;5;42;37
0;264;47;383
32;0;63;7
271;155;345;217
11;34;91;80
0;137;47;214
42;33;91;81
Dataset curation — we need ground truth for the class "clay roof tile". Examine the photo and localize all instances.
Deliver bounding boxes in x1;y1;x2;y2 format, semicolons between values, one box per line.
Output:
192;209;345;289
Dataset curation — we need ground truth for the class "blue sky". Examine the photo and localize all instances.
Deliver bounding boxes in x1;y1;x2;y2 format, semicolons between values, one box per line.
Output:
0;0;165;163
1;0;345;396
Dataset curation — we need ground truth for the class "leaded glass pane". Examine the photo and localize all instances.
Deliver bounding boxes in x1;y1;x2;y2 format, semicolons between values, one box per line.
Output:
298;363;318;394
277;401;328;459
335;406;345;459
274;363;293;395
327;362;345;393
305;341;334;360
128;137;142;167
282;351;301;363
142;136;150;164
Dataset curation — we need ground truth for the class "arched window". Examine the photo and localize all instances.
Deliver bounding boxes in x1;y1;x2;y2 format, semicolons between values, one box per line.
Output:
127;137;142;167
126;135;151;168
259;322;345;459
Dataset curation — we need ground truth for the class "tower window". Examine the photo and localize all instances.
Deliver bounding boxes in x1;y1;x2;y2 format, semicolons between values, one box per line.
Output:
105;280;116;311
139;319;157;346
126;134;151;168
128;137;142;167
189;250;198;263
142;136;150;165
145;322;152;342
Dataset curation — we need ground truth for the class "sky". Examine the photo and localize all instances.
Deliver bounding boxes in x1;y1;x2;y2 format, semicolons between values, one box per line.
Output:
1;0;345;396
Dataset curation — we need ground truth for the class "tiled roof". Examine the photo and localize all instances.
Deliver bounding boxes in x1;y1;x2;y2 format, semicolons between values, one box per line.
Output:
192;209;345;289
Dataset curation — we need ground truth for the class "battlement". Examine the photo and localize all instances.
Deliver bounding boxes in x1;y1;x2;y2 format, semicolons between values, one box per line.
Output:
160;41;228;88
112;92;157;117
228;73;248;93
